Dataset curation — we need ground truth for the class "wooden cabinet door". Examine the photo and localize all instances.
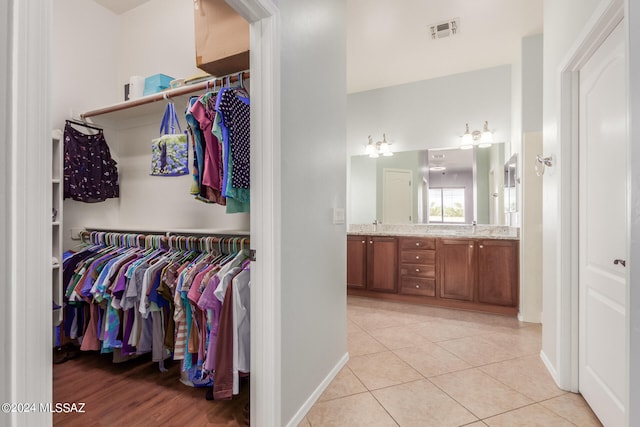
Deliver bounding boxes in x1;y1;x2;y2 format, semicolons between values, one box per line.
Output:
347;235;367;289
477;240;519;306
367;237;398;292
438;239;475;301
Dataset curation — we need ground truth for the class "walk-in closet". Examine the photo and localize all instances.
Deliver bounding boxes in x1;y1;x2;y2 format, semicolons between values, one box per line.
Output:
52;1;252;424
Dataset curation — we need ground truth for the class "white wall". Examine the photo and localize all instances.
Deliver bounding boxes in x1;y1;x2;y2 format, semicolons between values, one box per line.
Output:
53;0;121;249
279;0;348;424
115;0;202;88
53;0;249;250
541;0;602;385
347;65;512;157
522;35;543;132
52;0;120;122
510;48;522;159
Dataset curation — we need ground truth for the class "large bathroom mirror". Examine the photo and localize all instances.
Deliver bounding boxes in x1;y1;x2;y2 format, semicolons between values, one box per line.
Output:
349;143;507;225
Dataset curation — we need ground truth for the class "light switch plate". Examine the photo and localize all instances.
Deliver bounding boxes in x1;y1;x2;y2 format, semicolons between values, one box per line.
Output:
332;207;345;224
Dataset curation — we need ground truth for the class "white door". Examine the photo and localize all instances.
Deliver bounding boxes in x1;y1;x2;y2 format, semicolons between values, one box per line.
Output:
383;168;412;224
579;21;627;427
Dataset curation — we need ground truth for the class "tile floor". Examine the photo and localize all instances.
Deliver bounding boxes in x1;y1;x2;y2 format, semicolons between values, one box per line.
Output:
298;296;602;427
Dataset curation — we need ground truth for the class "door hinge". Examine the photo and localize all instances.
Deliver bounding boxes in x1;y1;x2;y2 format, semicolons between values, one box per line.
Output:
249;249;257;262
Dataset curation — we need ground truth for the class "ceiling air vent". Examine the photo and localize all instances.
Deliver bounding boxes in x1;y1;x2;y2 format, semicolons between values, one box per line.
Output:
429;18;459;40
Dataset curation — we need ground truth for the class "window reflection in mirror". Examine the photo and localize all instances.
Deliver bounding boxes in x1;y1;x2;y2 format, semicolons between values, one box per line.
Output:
349;143;507;225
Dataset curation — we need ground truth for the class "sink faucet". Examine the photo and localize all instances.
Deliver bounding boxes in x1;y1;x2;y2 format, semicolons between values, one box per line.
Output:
372;219;379;232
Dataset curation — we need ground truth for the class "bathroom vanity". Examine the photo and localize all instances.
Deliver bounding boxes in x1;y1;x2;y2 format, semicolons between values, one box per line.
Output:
347;224;519;315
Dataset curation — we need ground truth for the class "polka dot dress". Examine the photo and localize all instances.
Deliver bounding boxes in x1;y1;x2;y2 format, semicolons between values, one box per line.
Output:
217;88;250;189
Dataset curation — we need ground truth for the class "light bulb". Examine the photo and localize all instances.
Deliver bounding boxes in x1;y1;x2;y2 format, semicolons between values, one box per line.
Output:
365;135;375;155
480;121;493;145
461;123;473;149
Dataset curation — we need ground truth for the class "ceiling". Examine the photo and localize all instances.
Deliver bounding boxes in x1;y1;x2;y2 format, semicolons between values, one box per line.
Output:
347;0;543;93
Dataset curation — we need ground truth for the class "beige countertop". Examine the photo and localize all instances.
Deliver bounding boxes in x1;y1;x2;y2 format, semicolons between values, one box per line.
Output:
348;224;519;240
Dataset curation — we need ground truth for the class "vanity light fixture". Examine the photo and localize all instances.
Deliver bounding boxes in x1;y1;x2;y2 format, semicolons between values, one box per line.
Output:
366;134;394;158
461;121;494;149
429;166;446;171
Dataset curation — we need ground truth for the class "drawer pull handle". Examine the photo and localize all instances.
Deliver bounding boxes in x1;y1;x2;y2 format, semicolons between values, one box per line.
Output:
479;245;484;249
361;240;365;244
469;245;473;248
416;242;420;246
415;268;420;272
415;256;420;259
415;285;420;288
369;241;373;244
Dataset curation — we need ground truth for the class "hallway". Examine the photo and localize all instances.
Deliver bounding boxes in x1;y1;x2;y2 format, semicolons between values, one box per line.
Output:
299;297;601;426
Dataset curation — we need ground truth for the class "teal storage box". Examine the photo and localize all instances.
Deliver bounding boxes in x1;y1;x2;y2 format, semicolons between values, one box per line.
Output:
143;74;174;96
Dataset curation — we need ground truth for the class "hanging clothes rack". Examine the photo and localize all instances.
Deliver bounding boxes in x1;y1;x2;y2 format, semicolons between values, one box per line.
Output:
80;70;250;119
64;227;252;397
79;230;250;255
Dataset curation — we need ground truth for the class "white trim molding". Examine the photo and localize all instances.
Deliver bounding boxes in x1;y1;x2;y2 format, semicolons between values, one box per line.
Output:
285;353;349;427
226;0;282;425
554;0;624;397
626;0;640;424
0;0;13;417
3;0;53;426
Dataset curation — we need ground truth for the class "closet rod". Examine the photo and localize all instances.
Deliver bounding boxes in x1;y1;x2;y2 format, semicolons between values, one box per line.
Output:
79;230;250;245
81;70;250;119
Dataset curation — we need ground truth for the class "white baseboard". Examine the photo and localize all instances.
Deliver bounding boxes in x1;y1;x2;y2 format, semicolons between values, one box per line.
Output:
285;352;350;427
540;350;564;390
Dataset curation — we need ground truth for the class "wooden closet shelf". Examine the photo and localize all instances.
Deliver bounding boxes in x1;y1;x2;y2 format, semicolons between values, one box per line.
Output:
80;71;250;121
83;225;250;237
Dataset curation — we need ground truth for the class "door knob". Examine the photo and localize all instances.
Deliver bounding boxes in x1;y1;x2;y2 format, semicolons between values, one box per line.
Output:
614;259;626;267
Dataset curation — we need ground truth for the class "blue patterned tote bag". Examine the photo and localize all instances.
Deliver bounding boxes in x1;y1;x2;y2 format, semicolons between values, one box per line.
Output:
151;102;189;176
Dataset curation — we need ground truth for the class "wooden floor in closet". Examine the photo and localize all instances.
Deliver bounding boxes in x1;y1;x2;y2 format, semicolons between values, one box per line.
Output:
53;351;249;426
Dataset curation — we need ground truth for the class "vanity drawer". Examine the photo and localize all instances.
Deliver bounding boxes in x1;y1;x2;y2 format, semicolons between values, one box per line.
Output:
400;263;435;278
400;250;435;264
400;277;435;297
400;238;436;250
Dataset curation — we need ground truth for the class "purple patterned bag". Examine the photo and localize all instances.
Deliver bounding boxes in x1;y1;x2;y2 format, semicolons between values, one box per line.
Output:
151;102;188;176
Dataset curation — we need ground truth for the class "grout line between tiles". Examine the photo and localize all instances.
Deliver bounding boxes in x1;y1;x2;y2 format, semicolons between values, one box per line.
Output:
537;394;600;427
424;370;485;421
367;391;401;427
478;402;547;424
